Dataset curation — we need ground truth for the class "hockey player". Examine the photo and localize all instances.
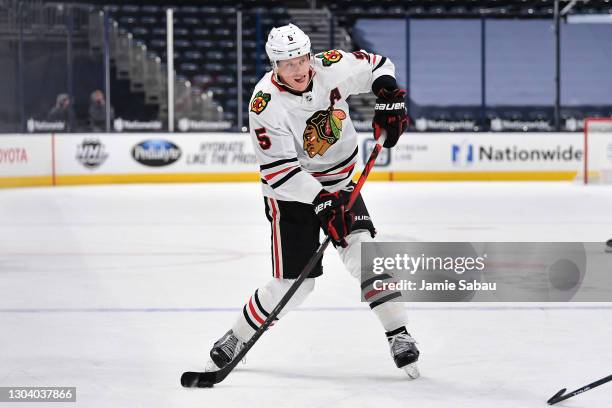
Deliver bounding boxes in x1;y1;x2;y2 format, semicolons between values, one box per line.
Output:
206;24;419;378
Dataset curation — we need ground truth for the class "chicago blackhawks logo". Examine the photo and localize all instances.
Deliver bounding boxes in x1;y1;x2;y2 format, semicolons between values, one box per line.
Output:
316;50;343;67
250;91;271;114
303;108;347;158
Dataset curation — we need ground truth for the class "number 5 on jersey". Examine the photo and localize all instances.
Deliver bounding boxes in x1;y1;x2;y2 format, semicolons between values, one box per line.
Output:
255;127;271;150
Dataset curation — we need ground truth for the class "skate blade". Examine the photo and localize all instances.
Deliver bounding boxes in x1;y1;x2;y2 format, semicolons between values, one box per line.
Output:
402;363;420;379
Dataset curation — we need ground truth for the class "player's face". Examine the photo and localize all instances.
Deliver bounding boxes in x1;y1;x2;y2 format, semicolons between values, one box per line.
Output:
276;54;311;91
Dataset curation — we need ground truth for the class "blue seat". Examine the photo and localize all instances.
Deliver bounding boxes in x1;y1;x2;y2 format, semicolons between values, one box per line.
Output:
182;17;201;26
192;74;213;87
152;27;166;37
150;38;165;47
178;5;199;14
219;6;237;15
205;50;224;61
174;28;189;37
205;17;223;26
121;4;140;14
194;39;215;49
224;87;238;97
118;16;137;26
131;27;148;37
208;86;226;96
192;28;211;37
173;39;192;49
225;99;238;109
213;28;232;37
204;63;225;73
141;16;157;25
217;40;236;49
200;6;219;15
141;5;161;15
183;50;204;61
180;63;200;73
217;75;235;86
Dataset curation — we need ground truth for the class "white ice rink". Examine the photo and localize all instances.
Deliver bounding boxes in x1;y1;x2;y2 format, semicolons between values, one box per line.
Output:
1;181;611;408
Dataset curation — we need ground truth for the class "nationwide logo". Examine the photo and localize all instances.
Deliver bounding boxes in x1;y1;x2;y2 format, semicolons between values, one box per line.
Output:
114;118;163;132
490;117;552;131
415;117;476;132
177;118;232;131
76;138;108;169
132;140;181;167
27;118;65;132
451;142;474;167
452;143;582;164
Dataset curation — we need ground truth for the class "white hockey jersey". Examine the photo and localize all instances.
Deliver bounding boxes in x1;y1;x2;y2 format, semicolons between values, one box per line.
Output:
248;49;395;204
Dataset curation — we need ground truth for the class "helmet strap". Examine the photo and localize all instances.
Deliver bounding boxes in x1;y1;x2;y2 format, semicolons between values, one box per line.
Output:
275;68;315;93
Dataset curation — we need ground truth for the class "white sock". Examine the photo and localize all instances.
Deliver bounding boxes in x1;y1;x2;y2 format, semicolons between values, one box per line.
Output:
232;278;315;342
337;231;409;332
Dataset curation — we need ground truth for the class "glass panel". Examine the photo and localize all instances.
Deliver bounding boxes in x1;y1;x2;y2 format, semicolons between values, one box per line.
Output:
561;22;612;127
0;1;20;133
410;19;481;107
22;3;71;132
486;20;554;107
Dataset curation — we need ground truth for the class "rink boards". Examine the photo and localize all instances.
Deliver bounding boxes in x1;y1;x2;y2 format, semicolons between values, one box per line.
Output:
0;132;583;187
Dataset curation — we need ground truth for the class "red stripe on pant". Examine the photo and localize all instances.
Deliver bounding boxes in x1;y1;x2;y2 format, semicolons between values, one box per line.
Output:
269;198;281;278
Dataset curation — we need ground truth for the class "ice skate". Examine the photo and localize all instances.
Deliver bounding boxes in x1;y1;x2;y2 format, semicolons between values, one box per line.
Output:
205;330;244;371
386;326;420;379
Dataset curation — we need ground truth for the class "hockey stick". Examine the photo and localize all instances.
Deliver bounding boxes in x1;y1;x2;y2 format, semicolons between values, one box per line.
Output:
547;374;612;405
181;134;386;388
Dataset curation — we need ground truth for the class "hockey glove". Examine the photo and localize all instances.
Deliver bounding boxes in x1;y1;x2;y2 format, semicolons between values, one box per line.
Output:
372;88;408;148
312;189;353;248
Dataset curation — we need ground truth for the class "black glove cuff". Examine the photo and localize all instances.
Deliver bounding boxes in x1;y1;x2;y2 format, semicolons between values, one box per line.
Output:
372;75;399;97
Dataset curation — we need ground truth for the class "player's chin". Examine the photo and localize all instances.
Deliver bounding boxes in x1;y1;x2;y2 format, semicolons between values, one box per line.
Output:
291;81;308;92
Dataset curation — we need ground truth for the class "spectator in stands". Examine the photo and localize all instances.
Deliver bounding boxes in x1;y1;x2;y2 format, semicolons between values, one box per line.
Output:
88;89;114;132
47;93;76;132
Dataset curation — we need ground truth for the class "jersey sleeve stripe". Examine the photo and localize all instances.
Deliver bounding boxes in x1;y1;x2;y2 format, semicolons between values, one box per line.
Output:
372;56;387;72
260;157;298;171
270;167;302;189
263;164;299;181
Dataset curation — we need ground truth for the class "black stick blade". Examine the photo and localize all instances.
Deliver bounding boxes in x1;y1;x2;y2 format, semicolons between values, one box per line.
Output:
181;371;215;388
547;388;566;405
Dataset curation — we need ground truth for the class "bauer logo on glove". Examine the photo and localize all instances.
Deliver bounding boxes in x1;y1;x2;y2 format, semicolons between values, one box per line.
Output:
372;88;409;148
374;101;406;111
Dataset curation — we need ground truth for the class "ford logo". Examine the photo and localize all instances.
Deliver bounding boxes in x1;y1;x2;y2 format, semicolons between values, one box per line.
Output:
132;140;182;167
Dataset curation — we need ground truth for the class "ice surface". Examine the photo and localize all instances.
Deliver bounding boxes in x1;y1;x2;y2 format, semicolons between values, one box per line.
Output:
1;182;611;407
